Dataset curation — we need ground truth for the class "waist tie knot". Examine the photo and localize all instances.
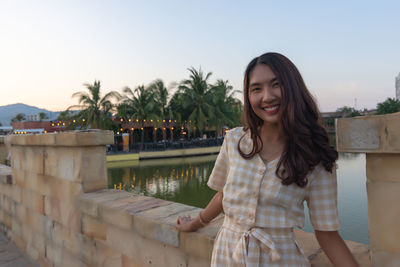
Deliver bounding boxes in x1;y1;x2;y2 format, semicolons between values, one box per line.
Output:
232;228;280;267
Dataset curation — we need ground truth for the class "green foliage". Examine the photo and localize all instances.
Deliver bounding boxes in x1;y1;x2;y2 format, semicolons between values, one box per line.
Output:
69;80;120;130
38;112;49;121
376;97;400;115
335;106;362;118
11;113;26;123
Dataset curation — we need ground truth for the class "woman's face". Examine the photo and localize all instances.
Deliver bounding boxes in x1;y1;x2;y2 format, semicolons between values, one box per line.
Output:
248;64;282;126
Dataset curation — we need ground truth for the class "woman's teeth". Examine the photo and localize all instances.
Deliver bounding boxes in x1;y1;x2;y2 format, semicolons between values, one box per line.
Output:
263;105;279;111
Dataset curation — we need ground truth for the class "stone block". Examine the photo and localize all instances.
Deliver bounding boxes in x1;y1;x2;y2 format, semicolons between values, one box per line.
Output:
12;168;25;187
134;202;198;247
106;225;188;267
75;190;133;218
367;180;400;253
54;130;114;146
45;242;62;266
11;185;22;203
372;250;400;267
187;255;213;267
10;146;24;169
82;214;107;240
336;117;380;152
44;195;81;233
64;228;94;264
3;212;11;229
22;188;45;214
13;233;27;253
91;240;122;267
11;217;21;236
32;231;46;255
179;229;215;260
38;253;53;267
98;195;149;230
24;208;48;235
44;146;108;187
15;202;26;222
366;154;400;182
49;176;82;201
122;255;140;267
26;243;40;261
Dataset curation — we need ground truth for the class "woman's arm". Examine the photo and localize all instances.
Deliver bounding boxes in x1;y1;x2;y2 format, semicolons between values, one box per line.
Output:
315;230;359;266
176;191;224;232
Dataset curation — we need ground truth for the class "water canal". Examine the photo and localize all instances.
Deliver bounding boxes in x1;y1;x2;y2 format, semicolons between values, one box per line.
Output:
107;152;368;244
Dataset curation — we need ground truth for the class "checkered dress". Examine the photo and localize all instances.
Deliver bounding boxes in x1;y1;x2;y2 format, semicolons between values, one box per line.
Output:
207;127;340;267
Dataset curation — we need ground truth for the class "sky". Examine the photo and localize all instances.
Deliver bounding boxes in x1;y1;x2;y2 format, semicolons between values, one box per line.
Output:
0;0;399;112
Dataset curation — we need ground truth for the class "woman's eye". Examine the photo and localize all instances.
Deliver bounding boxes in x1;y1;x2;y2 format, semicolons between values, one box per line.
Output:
272;83;280;88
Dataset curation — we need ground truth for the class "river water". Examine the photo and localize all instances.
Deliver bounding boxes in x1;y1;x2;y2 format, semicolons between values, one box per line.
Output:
108;152;368;244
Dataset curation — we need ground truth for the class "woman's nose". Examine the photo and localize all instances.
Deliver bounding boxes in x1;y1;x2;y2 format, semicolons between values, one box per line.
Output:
261;87;275;102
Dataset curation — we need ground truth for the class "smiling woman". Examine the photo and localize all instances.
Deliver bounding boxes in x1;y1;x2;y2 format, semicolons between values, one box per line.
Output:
176;52;359;267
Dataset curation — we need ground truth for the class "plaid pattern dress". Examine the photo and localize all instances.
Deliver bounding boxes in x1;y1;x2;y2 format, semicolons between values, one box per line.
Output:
207;127;340;267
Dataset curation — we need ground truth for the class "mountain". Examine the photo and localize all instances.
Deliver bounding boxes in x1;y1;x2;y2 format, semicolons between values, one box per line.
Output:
0;103;61;126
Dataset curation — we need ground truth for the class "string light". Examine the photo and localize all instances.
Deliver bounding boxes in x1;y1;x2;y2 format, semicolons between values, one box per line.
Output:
82;119;86;122
120;118;123;122
136;119;139;122
131;128;134;131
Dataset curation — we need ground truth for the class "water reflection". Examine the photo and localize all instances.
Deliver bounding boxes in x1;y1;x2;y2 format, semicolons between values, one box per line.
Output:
107;152;368;244
108;155;218;208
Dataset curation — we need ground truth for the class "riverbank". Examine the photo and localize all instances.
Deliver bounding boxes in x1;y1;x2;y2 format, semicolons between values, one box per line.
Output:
106;145;221;164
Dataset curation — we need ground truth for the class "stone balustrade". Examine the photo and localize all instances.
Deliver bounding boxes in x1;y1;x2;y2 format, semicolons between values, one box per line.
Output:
0;129;371;266
336;112;400;267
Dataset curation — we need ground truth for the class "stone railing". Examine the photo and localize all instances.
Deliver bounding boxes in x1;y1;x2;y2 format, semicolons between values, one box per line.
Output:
0;131;221;266
336;112;400;267
0;130;371;266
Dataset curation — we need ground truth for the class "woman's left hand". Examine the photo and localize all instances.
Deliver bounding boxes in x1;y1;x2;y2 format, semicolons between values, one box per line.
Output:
176;215;197;232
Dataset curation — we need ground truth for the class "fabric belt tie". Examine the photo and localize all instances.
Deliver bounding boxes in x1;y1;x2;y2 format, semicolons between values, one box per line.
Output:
232;227;281;266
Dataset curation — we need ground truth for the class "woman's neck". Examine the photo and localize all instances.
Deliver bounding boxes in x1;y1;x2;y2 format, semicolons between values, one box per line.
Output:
259;122;285;145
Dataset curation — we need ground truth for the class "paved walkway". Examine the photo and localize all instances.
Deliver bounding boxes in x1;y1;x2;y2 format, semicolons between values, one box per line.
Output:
0;233;38;267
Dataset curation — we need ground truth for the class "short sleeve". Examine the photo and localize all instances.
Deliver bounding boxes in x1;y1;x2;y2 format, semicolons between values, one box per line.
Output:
207;133;230;191
306;165;341;231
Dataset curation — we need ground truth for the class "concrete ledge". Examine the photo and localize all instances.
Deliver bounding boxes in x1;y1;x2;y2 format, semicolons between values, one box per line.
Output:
336;112;400;153
139;146;221;159
6;130;114;147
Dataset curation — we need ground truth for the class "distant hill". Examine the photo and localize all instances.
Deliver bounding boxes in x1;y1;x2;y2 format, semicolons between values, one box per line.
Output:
0;103;61;126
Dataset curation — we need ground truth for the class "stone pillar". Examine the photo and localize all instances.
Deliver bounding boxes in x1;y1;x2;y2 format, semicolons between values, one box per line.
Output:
0;136;8;165
336;112;400;266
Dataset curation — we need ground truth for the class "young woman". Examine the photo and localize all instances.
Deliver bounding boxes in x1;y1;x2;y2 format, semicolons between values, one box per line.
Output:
176;52;358;266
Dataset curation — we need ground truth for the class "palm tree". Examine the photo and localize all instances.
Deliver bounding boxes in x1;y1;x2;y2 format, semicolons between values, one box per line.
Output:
209;79;242;136
178;67;215;137
117;85;157;146
69;80;120;129
147;79;171;120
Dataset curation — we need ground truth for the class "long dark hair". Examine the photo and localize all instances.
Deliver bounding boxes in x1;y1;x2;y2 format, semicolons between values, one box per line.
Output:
239;52;338;187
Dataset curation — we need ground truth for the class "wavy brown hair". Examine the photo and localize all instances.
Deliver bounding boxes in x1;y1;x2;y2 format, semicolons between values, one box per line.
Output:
239;52;338;187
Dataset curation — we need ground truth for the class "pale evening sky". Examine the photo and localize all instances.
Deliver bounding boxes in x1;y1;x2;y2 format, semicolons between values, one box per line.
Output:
0;0;399;112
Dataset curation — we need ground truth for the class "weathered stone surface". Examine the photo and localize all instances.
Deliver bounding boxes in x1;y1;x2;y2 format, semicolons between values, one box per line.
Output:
367;180;400;253
82;214;107;240
22;189;45;215
8;130;113;147
372;250;400;267
75;190;133;218
366;154;400;182
91;240;122;267
336;113;400;153
107;225;188;267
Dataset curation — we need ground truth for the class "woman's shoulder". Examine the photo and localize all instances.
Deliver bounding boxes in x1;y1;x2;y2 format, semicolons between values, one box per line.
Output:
307;162;337;184
225;126;247;140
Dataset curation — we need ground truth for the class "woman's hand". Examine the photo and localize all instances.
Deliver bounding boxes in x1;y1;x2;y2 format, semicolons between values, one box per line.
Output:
176;215;197;232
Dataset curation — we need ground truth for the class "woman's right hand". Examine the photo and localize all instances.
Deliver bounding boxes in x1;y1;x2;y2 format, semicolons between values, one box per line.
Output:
176;215;197;232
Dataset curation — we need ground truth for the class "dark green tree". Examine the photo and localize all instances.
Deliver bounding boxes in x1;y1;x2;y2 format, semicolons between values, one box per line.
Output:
38;112;49;121
11;113;26;123
376;97;400;115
